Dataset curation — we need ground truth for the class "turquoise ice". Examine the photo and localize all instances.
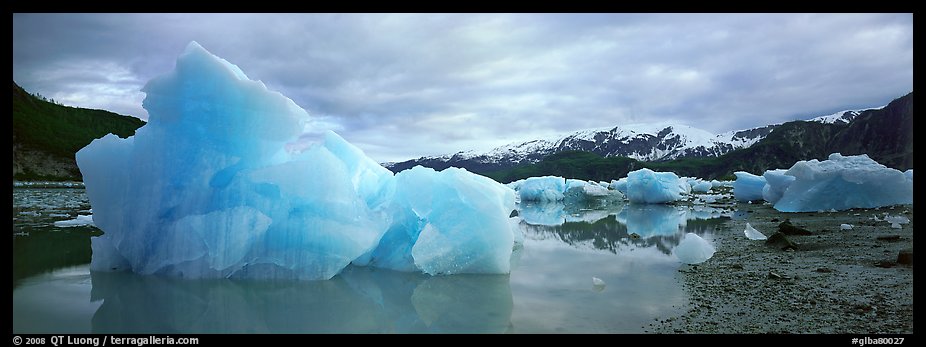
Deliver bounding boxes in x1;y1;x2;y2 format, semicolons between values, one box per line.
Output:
77;42;518;280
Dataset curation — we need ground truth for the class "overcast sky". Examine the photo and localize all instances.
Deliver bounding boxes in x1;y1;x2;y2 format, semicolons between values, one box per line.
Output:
12;13;912;163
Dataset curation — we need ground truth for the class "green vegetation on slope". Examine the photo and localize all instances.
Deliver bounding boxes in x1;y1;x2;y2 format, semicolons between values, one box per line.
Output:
13;81;146;180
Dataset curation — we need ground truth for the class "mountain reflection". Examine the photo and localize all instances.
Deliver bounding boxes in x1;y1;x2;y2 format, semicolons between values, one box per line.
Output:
90;267;512;334
518;202;729;255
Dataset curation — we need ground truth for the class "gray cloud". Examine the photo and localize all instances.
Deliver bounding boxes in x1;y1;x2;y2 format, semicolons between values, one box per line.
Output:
13;13;912;162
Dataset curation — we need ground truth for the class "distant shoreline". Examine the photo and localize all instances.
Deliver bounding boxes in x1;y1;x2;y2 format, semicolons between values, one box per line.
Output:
13;181;84;188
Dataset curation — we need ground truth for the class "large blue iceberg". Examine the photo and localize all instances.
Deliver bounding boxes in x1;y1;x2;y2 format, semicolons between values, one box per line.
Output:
772;153;913;212
761;169;795;205
625;168;683;204
77;42;519;280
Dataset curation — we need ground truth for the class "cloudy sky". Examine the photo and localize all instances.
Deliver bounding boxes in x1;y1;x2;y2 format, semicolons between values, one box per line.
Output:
12;13;912;163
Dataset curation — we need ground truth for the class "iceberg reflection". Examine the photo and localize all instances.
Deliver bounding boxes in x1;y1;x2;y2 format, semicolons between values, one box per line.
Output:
90;267;512;334
519;201;728;257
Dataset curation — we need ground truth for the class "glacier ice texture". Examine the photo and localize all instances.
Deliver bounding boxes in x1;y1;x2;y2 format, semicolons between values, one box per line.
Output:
77;42;519;280
690;180;713;193
516;176;567;202
625;168;683;204
515;176;622;203
733;171;766;202
772;153;913;212
761;169;795;205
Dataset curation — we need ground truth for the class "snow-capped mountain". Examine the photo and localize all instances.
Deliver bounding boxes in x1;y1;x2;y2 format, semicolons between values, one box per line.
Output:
809;109;871;124
386;106;883;173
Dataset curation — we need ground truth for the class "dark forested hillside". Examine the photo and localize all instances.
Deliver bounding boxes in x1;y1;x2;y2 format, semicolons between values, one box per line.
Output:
13;81;146;180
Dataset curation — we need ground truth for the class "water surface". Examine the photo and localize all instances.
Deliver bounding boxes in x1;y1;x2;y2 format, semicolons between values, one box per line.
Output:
13;188;730;333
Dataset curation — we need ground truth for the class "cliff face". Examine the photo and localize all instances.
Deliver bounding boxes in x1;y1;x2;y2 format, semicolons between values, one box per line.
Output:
12;81;146;181
826;92;913;170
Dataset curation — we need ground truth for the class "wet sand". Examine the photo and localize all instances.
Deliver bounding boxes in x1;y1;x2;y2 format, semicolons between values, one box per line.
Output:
651;202;914;334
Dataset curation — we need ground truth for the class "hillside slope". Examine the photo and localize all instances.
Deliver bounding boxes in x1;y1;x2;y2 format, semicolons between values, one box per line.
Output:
13;81;146;180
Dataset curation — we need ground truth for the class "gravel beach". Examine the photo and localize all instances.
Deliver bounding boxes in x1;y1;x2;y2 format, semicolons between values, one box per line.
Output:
651;202;914;334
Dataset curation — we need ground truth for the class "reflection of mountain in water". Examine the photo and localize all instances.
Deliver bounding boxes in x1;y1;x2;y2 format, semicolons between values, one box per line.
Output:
519;203;730;255
89;266;512;334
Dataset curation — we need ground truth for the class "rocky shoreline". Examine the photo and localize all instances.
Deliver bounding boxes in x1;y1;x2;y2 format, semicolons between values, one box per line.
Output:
651;203;914;334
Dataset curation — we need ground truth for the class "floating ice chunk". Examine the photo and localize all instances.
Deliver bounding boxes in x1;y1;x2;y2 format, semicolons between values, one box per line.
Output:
840;224;853;230
677;179;692;196
733;171;766;202
564;179;614;201
773;153;913;212
517;176;567;202
697;194;724;204
625;168;683;204
891;223;902;229
743;223;767;240
762;169;795;204
691;180;713;193
581;183;611;197
53;214;95;227
592;277;606;292
674;233;715;264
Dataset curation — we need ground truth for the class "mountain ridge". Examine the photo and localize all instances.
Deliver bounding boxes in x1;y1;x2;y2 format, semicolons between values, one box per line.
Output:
386;103;885;173
482;92;912;183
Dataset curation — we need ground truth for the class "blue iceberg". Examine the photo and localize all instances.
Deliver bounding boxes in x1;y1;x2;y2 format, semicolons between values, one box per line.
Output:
625;168;683;204
732;171;766;202
517;176;567;202
773;153;913;212
77;42;518;280
761;169;795;204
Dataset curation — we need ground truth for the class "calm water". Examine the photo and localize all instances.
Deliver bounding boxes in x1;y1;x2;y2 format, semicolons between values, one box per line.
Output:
13;188;732;333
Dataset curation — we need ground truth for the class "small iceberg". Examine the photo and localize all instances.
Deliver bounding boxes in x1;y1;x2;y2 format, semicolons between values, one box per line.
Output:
674;233;716;264
53;215;95;227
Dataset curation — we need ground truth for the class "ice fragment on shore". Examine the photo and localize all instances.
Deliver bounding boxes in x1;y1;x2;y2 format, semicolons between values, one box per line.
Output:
744;223;767;240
